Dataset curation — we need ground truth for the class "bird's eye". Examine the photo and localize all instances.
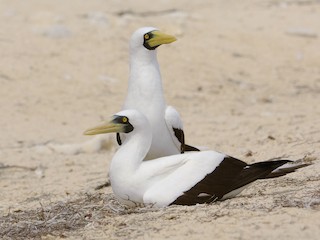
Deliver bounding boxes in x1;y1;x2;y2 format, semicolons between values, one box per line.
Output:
144;34;150;40
122;117;128;123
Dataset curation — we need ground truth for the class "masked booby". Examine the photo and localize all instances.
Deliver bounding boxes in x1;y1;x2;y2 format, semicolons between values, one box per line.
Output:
120;27;199;160
84;110;309;207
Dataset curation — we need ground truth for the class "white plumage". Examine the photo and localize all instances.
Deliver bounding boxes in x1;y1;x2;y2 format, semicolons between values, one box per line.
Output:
120;27;198;160
84;110;308;207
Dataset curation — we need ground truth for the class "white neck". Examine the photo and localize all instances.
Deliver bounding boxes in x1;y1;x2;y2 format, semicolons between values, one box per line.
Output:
124;49;166;109
109;124;152;180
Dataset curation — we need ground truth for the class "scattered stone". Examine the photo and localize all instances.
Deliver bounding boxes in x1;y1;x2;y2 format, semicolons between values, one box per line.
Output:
86;12;108;26
268;135;276;140
245;150;253;157
41;25;71;38
286;28;318;38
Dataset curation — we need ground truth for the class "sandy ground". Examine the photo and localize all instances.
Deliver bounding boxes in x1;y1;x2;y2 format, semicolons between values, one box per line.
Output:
1;0;320;239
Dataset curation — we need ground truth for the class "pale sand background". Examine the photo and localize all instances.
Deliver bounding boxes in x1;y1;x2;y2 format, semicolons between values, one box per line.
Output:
1;0;320;239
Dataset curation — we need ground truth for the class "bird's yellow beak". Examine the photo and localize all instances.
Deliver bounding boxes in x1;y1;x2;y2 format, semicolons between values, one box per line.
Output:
84;121;123;135
146;30;177;48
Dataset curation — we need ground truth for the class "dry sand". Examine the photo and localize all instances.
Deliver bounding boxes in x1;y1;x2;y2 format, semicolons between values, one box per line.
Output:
1;0;320;239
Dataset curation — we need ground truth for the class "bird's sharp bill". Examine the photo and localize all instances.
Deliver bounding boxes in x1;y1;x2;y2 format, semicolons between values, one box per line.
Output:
147;30;177;47
84;122;122;135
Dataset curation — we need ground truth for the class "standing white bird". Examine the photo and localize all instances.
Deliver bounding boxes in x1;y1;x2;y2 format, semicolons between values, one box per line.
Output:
84;110;309;207
119;27;199;160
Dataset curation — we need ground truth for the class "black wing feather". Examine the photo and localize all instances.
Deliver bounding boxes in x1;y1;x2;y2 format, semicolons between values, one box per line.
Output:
173;128;200;153
171;157;292;206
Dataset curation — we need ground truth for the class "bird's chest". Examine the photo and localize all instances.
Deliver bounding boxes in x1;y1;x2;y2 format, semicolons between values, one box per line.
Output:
126;89;164;111
124;91;167;131
109;172;146;206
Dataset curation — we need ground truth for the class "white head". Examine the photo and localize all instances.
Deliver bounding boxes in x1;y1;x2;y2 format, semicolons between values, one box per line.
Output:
84;109;151;142
129;27;177;58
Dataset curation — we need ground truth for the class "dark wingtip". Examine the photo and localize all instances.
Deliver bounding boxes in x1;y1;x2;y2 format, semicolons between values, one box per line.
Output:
262;160;312;179
250;159;292;169
184;144;200;152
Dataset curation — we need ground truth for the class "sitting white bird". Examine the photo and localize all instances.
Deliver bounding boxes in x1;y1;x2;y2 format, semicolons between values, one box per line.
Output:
119;27;199;161
84;110;309;207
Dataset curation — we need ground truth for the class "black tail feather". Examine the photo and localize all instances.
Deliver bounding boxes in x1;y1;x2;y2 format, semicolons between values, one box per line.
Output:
171;158;307;206
230;159;292;191
261;161;311;179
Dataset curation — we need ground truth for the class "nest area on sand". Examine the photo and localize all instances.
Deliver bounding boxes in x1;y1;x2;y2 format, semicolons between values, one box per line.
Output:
0;193;119;239
1;184;320;239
